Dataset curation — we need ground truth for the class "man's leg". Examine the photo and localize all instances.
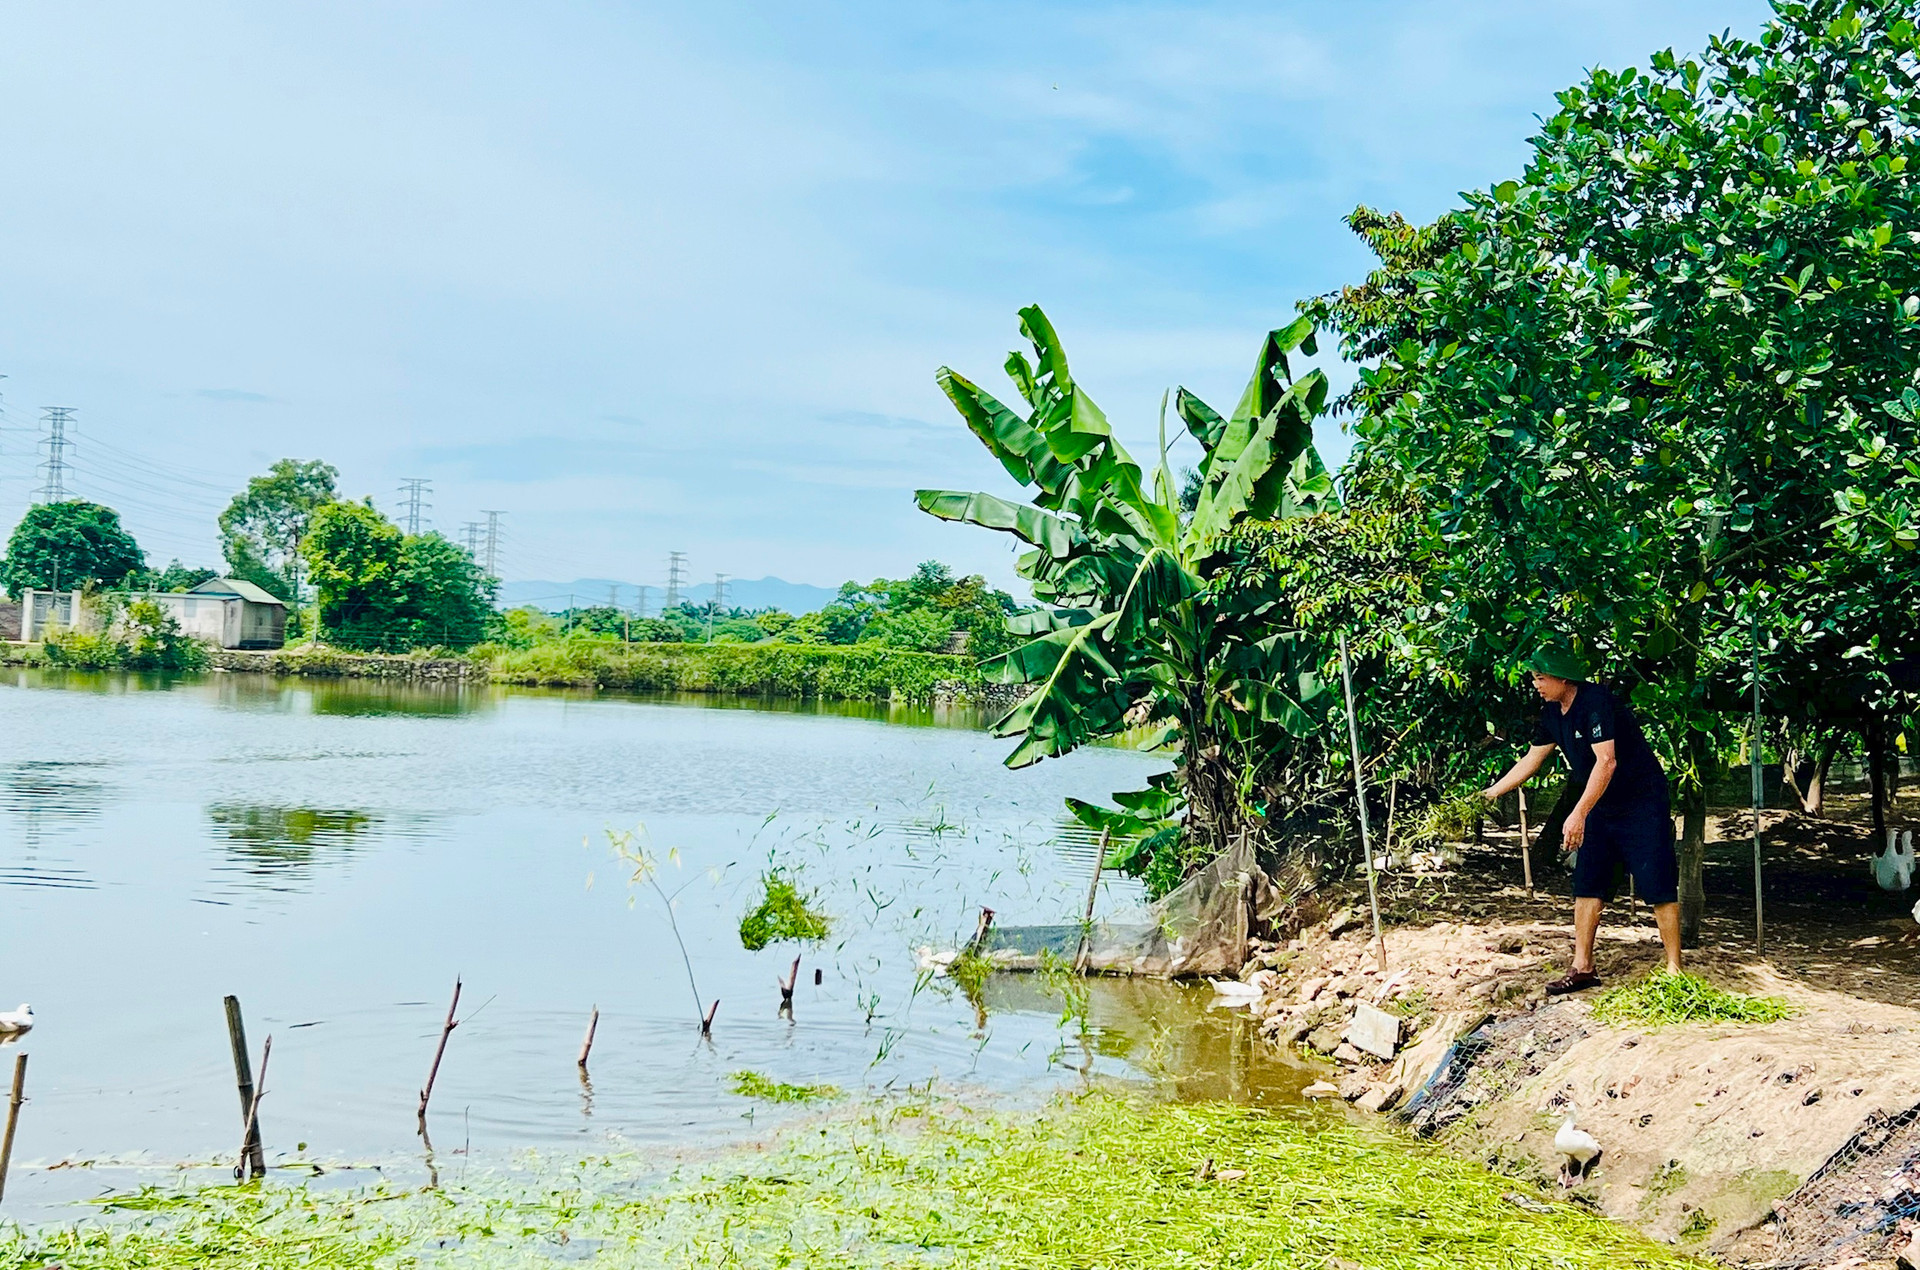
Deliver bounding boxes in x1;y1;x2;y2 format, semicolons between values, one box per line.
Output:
1572;897;1603;974
1652;902;1682;973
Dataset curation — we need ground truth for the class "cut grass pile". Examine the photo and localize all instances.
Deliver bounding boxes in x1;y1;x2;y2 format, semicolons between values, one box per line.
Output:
736;868;831;951
728;1069;841;1103
1590;971;1796;1028
0;1094;1701;1269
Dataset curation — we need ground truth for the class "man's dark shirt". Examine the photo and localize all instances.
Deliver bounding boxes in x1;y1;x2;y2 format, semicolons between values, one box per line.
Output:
1531;681;1668;814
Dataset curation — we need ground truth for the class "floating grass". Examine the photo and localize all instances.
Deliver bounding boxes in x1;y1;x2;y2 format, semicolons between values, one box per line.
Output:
1590;972;1795;1028
0;1095;1703;1269
737;867;831;951
728;1069;841;1103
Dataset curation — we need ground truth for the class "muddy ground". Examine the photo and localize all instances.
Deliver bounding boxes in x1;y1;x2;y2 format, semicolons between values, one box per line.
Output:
1232;797;1920;1267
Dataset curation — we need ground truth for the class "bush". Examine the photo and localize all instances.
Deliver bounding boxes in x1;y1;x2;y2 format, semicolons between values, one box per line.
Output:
122;599;210;671
43;628;127;670
481;641;981;702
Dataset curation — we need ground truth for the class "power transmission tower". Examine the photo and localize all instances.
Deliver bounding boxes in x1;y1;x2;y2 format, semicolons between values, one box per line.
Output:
39;407;73;502
666;552;688;609
481;511;505;578
398;478;431;535
635;585;650;619
706;573;728;643
461;522;483;556
607;584;620;610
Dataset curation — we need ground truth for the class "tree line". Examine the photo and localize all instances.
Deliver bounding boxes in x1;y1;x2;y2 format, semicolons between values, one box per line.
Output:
925;0;1920;943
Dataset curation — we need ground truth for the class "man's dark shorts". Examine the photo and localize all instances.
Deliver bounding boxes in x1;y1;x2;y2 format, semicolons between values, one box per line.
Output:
1571;803;1678;904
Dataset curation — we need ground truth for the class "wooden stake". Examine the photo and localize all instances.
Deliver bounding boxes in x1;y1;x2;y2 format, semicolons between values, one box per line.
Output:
1074;830;1111;974
779;956;801;1014
1337;632;1388;970
0;1053;25;1203
967;906;996;955
223;996;265;1180
417;977;462;1129
700;999;720;1037
576;1006;599;1069
1518;786;1535;900
236;1036;271;1181
813;967;822;986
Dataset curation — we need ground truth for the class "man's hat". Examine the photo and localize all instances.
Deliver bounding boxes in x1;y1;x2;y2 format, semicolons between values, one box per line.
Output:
1528;643;1590;682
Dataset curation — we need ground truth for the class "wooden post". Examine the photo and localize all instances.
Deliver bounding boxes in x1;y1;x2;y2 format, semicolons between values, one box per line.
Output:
0;1054;25;1203
1074;831;1111;974
967;906;996;955
1518;786;1535;900
1338;633;1388;970
417;977;461;1129
576;1006;599;1069
1751;603;1766;954
700;1000;720;1037
236;1036;271;1181
223;996;265;1179
779;957;801;1014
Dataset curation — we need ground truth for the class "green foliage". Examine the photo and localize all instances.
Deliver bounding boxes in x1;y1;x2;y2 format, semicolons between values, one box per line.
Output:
42;599;208;672
219;459;338;602
0;501;145;594
300;501;494;651
738;868;832;950
42;627;128;670
945;948;995;998
922;305;1334;883
481;641;979;702
138;560;220;592
728;1070;841;1103
1589;973;1795;1029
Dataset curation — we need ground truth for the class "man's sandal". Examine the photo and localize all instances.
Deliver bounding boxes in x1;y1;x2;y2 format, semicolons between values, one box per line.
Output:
1546;970;1602;995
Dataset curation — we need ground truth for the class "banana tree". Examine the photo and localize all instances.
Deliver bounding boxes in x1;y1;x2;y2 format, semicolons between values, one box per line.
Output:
917;305;1335;884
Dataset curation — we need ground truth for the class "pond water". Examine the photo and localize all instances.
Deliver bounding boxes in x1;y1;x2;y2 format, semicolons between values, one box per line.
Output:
0;671;1316;1216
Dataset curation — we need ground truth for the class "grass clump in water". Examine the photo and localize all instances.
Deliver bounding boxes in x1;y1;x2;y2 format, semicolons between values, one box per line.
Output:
738;867;831;951
729;1069;841;1103
1590;972;1795;1028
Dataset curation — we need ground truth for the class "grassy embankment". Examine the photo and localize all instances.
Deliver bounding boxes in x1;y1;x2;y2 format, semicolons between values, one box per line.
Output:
0;1095;1700;1270
479;641;985;702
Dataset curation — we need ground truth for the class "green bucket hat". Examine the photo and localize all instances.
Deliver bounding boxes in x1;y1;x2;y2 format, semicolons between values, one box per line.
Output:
1528;643;1590;683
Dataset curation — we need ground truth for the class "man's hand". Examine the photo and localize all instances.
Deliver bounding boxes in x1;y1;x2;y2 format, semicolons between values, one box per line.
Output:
1562;808;1587;852
1478;786;1499;802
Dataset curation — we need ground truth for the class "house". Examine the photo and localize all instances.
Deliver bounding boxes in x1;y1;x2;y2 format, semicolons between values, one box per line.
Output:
142;578;288;649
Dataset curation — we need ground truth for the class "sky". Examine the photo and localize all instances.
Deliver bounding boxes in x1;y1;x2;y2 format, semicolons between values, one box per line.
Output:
0;0;1772;597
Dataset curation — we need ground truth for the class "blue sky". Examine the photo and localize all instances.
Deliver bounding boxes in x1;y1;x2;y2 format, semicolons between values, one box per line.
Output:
0;0;1770;595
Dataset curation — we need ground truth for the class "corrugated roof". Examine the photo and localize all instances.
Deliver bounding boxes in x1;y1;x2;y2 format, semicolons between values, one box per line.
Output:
189;578;288;606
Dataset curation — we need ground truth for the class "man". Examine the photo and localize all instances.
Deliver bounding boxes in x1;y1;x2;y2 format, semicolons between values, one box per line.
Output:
1480;645;1682;992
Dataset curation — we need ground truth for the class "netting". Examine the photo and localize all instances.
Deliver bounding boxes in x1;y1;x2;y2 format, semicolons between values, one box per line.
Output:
1395;1011;1591;1137
1756;1101;1920;1268
982;836;1280;978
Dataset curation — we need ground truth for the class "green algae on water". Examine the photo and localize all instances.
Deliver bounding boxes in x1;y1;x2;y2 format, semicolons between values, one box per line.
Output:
1590;971;1795;1028
0;1094;1704;1270
729;1069;841;1102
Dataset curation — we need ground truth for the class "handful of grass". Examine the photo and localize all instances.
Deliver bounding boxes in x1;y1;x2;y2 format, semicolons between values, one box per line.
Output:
1589;972;1794;1028
738;867;832;951
729;1070;841;1102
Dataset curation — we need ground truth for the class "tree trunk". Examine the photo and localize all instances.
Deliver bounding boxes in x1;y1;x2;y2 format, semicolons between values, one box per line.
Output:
1677;729;1712;947
1794;731;1839;817
1867;715;1889;841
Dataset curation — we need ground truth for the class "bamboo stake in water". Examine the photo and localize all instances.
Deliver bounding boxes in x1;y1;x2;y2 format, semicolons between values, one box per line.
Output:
1074;830;1111;974
236;1036;271;1182
1337;633;1388;969
1751;604;1766;954
576;1006;599;1069
0;1053;25;1203
418;977;462;1129
223;996;265;1180
1517;786;1535;900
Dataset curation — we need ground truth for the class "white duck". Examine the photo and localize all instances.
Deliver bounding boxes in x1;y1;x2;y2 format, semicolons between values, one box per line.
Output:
1554;1112;1601;1186
0;1004;33;1035
1872;829;1915;892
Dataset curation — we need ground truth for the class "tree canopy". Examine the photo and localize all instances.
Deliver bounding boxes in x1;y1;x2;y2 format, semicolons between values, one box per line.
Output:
220;459;339;602
0;502;145;595
301;500;496;651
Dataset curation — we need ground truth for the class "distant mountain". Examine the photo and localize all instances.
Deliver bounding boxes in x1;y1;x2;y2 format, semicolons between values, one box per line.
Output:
495;576;840;615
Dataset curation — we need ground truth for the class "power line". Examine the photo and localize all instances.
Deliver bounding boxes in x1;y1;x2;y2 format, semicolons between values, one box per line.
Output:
398;478;431;536
482;510;505;578
39;408;73;503
666;551;687;608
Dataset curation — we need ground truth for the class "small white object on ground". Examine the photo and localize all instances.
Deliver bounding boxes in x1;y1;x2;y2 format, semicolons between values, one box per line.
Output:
1345;1001;1402;1060
1209;978;1262;1005
1554;1112;1601;1186
1911;896;1920;925
1302;1080;1340;1099
0;1003;33;1034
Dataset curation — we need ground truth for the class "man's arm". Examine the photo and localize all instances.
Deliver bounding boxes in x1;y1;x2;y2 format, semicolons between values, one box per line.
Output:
1481;744;1556;801
1560;738;1617;851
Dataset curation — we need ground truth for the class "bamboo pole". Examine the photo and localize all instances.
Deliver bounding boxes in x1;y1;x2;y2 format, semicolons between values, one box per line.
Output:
417;977;461;1129
223;996;265;1179
1337;633;1388;969
1074;830;1111;974
236;1036;271;1182
0;1054;25;1203
576;1006;599;1069
779;956;801;1014
1752;604;1766;954
1518;786;1535;900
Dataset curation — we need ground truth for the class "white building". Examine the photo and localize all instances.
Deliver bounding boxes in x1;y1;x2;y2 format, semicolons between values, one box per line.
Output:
148;578;288;649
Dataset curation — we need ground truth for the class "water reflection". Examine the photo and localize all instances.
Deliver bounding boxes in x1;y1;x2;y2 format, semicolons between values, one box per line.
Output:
0;760;111;818
207;675;495;718
207;804;375;862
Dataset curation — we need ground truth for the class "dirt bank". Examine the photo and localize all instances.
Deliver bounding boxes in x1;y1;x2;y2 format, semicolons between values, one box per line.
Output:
1230;812;1920;1265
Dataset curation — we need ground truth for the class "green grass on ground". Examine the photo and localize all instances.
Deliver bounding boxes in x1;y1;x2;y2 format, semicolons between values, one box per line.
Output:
480;640;981;702
0;1094;1702;1269
1590;971;1796;1028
